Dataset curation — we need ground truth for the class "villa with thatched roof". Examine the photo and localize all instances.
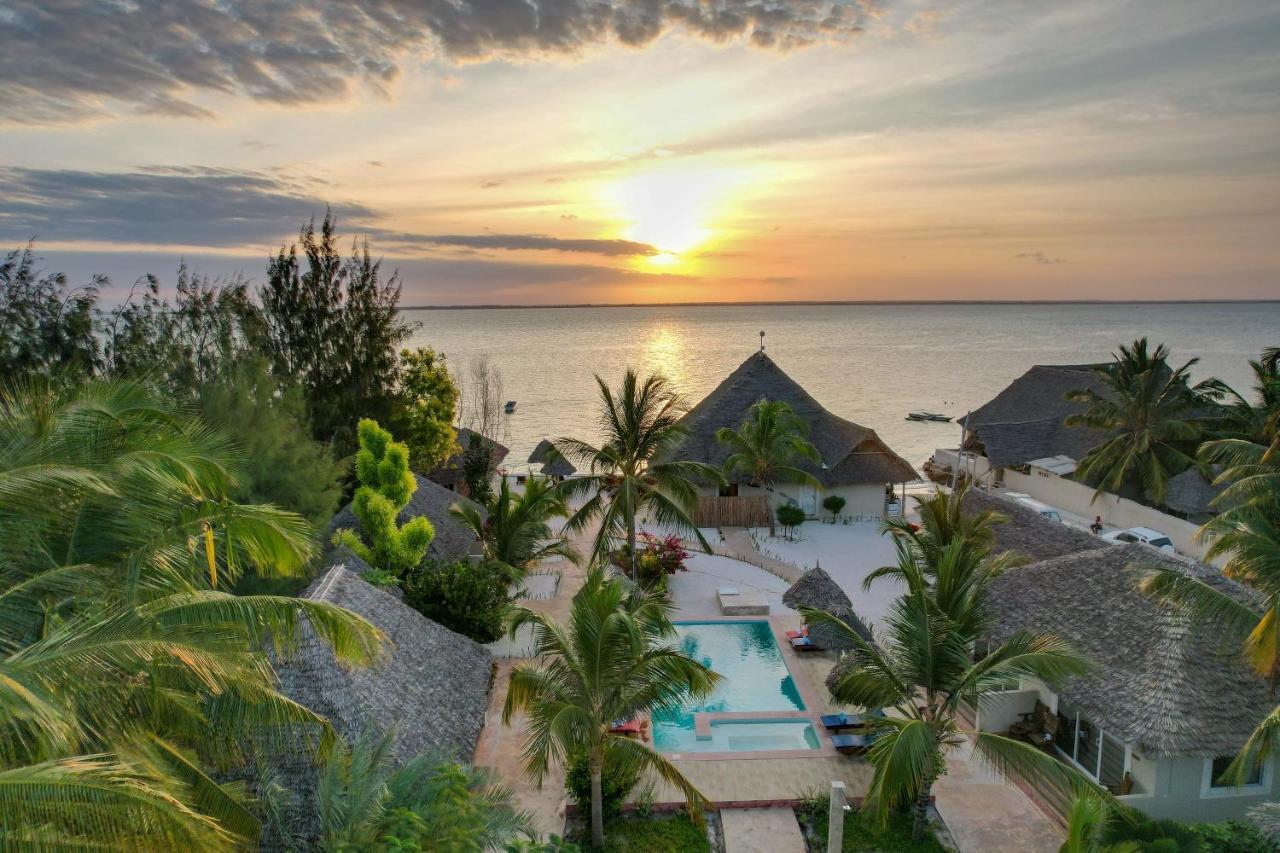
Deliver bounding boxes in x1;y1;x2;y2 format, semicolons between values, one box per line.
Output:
527;438;576;479
268;564;493;846
425;427;510;494
327;473;483;563
668;351;916;519
975;543;1276;822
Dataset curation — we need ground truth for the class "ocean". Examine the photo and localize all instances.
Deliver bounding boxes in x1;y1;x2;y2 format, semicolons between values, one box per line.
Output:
404;303;1280;473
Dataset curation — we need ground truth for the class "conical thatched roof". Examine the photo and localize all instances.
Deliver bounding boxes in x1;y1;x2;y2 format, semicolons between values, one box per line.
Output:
528;438;576;477
960;488;1106;562
668;351;916;486
984;544;1270;757
327;473;482;563
784;567;873;651
962;364;1111;467
425;428;510;489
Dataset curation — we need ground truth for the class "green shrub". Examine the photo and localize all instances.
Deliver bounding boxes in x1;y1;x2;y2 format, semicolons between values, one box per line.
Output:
1102;808;1201;852
565;746;642;819
1190;820;1273;853
776;503;806;537
402;559;513;642
332;418;434;575
585;813;708;853
822;494;847;520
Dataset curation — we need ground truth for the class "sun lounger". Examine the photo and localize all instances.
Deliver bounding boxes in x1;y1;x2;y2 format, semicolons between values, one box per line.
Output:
831;733;878;754
820;713;866;732
785;625;808;641
790;636;822;651
608;718;641;736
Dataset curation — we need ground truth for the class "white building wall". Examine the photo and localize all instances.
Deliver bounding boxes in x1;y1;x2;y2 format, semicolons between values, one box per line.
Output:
699;482;889;521
1119;754;1278;823
973;688;1039;733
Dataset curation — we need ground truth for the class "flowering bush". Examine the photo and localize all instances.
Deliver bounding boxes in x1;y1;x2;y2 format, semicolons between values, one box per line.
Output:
610;532;690;584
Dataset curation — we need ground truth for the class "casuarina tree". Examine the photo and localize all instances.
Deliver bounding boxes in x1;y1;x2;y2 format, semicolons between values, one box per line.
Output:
333;419;434;575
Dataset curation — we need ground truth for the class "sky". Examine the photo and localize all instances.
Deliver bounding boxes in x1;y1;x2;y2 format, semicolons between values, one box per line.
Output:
1;0;1278;305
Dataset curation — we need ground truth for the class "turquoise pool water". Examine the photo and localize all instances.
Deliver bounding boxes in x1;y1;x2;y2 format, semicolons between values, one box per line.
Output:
652;620;820;754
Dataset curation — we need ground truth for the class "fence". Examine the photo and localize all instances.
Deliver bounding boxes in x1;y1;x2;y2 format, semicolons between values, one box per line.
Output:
694;495;773;533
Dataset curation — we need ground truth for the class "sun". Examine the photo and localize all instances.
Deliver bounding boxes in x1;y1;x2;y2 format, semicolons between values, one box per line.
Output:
602;163;739;266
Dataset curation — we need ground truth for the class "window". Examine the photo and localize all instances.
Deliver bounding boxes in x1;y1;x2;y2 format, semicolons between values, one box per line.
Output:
1116;532;1138;543
1148;537;1172;548
1202;753;1269;798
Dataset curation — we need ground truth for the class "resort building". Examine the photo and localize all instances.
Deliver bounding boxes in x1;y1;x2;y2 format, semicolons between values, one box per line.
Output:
668;350;917;520
527;437;576;479
327;472;484;563
939;363;1222;559
963;494;1276;823
425;427;510;494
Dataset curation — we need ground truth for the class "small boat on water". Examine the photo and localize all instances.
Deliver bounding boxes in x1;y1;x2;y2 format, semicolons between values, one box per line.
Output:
906;411;951;423
504;400;517;414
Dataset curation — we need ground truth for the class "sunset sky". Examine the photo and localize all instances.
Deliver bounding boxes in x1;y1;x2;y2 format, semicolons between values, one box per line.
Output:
2;1;1278;304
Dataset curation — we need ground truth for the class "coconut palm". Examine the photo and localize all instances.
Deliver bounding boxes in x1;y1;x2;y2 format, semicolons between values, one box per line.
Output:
502;570;720;849
1066;338;1214;505
313;732;534;851
451;474;578;577
715;398;821;499
807;489;1093;841
1197;347;1280;520
1058;795;1141;853
0;379;382;848
556;370;722;578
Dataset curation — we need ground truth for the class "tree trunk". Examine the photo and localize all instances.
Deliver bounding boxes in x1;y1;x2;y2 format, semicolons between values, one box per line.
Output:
626;487;638;583
912;778;934;841
590;747;605;849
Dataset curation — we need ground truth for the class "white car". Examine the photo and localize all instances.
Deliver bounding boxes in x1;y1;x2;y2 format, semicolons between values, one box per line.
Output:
1102;526;1176;553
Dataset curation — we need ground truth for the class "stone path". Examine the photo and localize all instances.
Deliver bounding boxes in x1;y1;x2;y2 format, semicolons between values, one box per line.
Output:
720;807;806;853
716;528;805;582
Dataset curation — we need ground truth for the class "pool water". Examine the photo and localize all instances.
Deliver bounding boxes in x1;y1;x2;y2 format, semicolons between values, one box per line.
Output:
652;620;820;753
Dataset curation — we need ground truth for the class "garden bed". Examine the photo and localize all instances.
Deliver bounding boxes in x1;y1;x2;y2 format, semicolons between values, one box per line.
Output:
797;805;950;853
565;810;723;852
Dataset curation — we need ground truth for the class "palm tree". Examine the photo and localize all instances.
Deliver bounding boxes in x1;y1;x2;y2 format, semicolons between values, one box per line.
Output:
1058;795;1140;853
0;379;382;848
556;370;722;578
502;570;720;849
451;474;578;578
806;489;1093;841
1198;347;1280;520
876;481;1017;572
715;398;821;502
1066;338;1213;505
313;732;534;851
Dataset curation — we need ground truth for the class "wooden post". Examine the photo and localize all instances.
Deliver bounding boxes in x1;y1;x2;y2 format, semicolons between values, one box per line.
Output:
827;781;847;853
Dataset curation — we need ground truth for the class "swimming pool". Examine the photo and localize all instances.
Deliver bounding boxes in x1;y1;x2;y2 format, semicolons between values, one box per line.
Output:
652;620;820;754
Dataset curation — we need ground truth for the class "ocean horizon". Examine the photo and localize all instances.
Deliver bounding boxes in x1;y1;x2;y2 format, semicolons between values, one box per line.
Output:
405;301;1280;472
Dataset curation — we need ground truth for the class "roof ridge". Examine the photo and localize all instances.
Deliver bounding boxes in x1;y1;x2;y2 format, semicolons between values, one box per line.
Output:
308;564;346;602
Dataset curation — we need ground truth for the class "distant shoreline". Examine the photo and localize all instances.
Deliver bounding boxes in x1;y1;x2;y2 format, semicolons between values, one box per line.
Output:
402;299;1280;311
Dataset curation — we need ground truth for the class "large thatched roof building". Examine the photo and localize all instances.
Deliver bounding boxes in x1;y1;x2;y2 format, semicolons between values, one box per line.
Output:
425;427;510;492
961;364;1110;468
528;438;576;478
783;567;873;651
979;543;1276;822
668;351;916;519
327;473;482;563
959;488;1106;562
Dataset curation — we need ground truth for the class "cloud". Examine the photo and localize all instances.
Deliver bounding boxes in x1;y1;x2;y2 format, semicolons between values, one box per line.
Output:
0;1;880;123
559;213;579;220
1014;251;1066;265
368;160;384;168
0;165;656;257
480;180;503;189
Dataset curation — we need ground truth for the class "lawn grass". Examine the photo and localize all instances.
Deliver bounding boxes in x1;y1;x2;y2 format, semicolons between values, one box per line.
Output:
805;807;947;853
571;812;711;852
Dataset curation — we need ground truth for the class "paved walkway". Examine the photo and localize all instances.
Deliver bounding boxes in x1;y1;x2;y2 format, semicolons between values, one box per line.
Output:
721;808;806;853
716;528;805;582
932;740;1063;853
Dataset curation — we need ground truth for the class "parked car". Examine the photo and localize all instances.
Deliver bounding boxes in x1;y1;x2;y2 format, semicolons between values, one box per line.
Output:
1102;526;1176;552
1013;496;1063;524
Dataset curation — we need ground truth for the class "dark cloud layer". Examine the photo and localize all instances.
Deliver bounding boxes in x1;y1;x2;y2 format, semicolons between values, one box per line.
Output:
0;165;656;256
0;1;877;123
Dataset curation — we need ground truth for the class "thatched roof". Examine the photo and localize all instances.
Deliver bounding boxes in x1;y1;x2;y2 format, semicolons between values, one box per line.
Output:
963;365;1111;468
1164;466;1225;519
278;565;493;763
784;567;873;651
327;473;482;563
984;544;1271;757
528;438;576;477
668;351;916;486
425;427;510;488
960;488;1107;562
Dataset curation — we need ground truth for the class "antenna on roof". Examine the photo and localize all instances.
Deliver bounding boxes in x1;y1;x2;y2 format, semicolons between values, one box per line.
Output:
759;330;766;353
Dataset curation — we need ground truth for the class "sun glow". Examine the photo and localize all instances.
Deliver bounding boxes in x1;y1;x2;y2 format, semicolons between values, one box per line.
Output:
602;163;741;266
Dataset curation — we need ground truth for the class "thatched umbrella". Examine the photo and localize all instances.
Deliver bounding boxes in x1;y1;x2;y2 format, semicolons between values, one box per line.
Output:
528;438;576;477
783;566;873;651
